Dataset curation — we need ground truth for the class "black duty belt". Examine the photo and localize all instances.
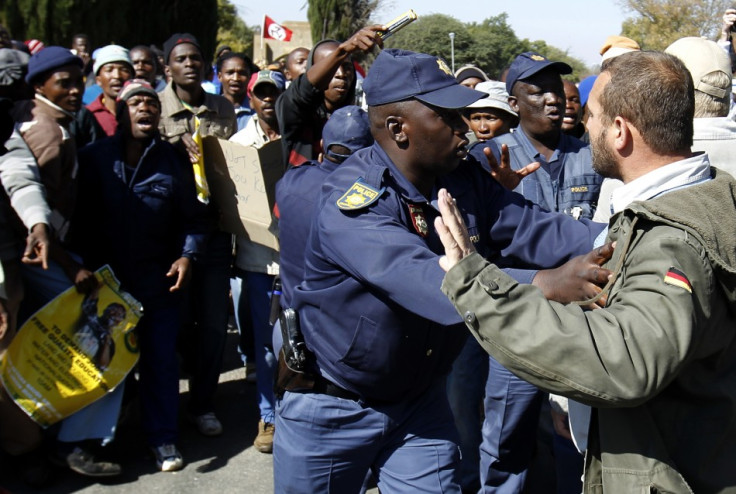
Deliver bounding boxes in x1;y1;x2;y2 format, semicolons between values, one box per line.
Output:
312;376;363;402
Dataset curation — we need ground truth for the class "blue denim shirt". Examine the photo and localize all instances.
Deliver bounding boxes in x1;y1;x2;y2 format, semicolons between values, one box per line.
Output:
472;128;602;220
292;143;603;403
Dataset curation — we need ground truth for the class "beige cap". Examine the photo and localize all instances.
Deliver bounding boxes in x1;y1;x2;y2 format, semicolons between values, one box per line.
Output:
665;37;732;99
600;35;640;62
466;80;517;117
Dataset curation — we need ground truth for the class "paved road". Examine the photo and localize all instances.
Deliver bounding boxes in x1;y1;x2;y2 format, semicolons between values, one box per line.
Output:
1;325;557;493
1;327;277;494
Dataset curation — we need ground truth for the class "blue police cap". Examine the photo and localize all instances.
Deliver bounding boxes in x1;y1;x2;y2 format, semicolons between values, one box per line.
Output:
363;49;486;109
323;105;373;161
505;52;572;95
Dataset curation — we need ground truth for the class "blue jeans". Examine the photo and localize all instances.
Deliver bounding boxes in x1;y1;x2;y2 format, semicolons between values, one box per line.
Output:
231;271;276;422
229;276;255;366
184;231;233;415
447;336;488;492
274;380;461;493
480;355;543;494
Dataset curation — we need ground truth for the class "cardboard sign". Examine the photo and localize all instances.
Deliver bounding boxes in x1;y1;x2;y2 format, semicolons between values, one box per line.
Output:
203;137;283;250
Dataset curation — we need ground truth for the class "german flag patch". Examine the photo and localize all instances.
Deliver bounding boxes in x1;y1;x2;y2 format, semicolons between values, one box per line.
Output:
663;267;692;293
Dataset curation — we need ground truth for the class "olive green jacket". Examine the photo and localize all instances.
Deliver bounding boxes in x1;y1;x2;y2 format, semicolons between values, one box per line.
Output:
442;169;736;493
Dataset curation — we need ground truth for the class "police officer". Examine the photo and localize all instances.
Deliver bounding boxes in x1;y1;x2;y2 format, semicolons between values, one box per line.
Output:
469;52;603;493
273;49;609;493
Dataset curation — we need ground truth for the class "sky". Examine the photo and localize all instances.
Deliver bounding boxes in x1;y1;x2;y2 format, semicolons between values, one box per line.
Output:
237;0;631;67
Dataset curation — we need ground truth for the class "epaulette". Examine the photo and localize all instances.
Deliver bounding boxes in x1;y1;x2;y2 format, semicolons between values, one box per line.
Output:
336;177;385;210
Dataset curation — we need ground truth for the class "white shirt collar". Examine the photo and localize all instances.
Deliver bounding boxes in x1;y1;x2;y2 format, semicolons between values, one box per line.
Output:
610;153;711;214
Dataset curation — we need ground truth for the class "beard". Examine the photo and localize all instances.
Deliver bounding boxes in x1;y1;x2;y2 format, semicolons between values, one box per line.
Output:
591;128;619;179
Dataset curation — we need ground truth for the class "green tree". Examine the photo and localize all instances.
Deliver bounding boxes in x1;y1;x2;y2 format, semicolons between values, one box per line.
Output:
1;0;219;58
307;0;381;43
383;13;588;81
619;0;731;50
216;0;254;59
465;14;527;79
525;40;591;82
384;14;469;68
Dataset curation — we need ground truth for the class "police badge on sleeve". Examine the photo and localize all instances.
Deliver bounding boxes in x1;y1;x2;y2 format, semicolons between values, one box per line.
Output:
337;178;385;210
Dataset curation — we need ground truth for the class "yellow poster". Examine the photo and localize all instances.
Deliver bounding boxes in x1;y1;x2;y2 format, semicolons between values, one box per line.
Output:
0;265;142;427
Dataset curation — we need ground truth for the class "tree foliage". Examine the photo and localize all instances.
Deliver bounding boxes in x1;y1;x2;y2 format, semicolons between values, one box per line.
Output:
384;13;591;81
619;0;731;50
1;0;219;58
216;0;254;59
307;0;381;43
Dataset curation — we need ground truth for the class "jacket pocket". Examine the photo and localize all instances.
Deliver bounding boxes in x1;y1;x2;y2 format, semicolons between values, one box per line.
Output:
338;316;378;369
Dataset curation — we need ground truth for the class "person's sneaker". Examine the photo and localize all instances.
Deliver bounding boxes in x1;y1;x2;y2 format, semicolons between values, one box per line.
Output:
253;420;274;454
152;444;184;472
245;362;257;383
193;412;223;436
65;447;122;477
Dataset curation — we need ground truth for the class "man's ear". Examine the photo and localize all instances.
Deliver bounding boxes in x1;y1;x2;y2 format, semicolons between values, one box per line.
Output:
508;96;518;113
386;115;408;144
612;115;630;152
164;65;171;80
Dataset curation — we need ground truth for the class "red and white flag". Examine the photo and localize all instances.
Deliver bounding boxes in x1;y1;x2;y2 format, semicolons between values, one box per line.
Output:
263;15;293;42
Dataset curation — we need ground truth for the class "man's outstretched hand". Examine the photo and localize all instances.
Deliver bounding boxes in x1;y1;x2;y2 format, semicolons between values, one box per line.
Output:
435;188;476;272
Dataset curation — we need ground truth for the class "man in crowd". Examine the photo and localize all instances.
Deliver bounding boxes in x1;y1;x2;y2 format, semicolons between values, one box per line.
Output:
11;45;122;478
276;26;382;168
217;52;254;131
85;44;133;136
455;64;490;89
274;48;609;493
129;45;166;91
0;26;11;49
464;80;518;143
70;33;92;78
283;47;308;86
75;78;208;472
157;32;235;438
666;37;736;176
438;49;736;494
228;70;284;453
562;80;585;139
0;46;49;486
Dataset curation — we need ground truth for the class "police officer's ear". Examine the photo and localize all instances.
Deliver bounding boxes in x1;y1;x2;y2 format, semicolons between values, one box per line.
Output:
508;96;519;114
386;115;408;145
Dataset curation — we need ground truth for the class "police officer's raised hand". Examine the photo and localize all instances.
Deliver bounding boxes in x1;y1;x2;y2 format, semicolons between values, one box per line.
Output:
436;188;476;272
485;144;540;191
532;242;615;308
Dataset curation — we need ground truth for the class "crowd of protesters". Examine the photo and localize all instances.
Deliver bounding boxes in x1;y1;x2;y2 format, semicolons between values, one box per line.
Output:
1;9;736;493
